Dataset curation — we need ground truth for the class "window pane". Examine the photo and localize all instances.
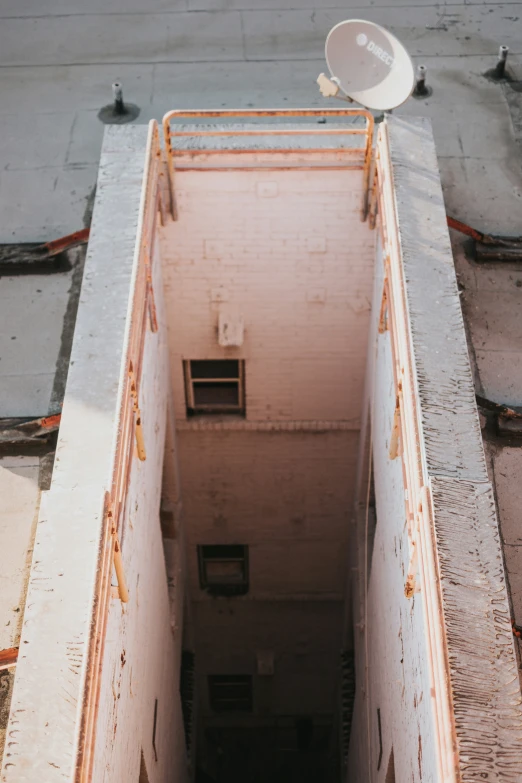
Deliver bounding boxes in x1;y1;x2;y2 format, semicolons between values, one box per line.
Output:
212;683;250;699
193;382;239;407
198;545;249;595
208;675;252;713
202;544;245;560
190;360;239;379
205;560;244;584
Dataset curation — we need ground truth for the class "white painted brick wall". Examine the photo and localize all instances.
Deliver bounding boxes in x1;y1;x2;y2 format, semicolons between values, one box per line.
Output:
1;128;189;783
160;167;374;426
179;429;357;596
158;161;376;725
159;164;375;597
347;240;437;783
92;235;189;783
194;600;344;719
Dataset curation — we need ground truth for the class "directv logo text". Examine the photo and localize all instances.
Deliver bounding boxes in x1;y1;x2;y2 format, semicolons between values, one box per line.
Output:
356;32;394;68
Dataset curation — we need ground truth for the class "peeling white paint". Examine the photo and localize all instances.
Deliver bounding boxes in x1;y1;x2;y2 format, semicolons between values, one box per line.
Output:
348;117;522;783
1;124;189;783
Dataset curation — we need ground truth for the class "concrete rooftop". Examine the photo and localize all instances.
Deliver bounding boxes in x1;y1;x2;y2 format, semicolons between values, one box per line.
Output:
1;0;522;684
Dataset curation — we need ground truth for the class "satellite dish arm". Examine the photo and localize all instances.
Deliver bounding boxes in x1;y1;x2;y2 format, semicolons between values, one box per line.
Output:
317;73;354;102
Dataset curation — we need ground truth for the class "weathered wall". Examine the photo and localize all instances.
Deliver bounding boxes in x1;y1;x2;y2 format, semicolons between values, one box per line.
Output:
162;168;372;427
91;237;188;783
347;236;437;782
160;161;375;732
1;126;188;783
348;117;522;783
179;429;357;598
195;600;343;719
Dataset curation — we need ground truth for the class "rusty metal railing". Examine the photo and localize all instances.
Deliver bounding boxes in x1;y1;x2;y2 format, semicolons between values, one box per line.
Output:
162;109;374;222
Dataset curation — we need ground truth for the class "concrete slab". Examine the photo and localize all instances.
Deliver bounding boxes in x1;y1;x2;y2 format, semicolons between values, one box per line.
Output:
0;456;40;469
438;156;522;235
493;448;522;624
0;64;156;115
0;16;170;66
241;5;522;61
0;459;40;651
0;112;74;171
503;81;522;147
412;100;518;159
0;271;72;417
452;104;518;160
65;111;106;166
465;290;522;351
457;237;522;407
0;163;98;242
457;256;522;295
0;374;56;418
190;0;459;8
0;55;513;119
474;350;522;406
0;12;243;67
152;60;326;110
0;0;188;14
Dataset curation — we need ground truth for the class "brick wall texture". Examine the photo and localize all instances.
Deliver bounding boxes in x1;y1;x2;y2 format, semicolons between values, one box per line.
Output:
160;163;375;723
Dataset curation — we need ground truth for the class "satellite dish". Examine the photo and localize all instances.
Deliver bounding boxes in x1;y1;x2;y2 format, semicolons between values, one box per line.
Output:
324;20;415;111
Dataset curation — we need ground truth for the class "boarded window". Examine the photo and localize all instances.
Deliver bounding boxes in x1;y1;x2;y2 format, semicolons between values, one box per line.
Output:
198;544;249;596
184;359;244;415
208;675;253;713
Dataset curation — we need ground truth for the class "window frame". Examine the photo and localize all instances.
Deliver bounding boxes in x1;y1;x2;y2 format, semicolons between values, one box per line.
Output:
184;359;245;415
208;674;253;714
198;544;249;596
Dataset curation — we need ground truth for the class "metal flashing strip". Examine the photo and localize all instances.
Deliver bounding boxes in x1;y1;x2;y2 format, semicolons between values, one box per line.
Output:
380;116;522;781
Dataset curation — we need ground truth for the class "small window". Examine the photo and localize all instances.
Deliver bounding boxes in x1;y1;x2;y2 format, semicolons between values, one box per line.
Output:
208;674;252;713
184;359;244;415
198;544;249;596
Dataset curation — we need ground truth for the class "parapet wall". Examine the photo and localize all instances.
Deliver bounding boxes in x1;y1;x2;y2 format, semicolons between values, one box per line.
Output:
0;124;189;783
348;116;522;783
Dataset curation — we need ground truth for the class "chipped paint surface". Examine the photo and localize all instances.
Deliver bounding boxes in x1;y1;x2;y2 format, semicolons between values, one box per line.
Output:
349;117;522;783
0;125;188;783
1;125;148;781
348;234;437;782
91;232;188;783
389;116;522;778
